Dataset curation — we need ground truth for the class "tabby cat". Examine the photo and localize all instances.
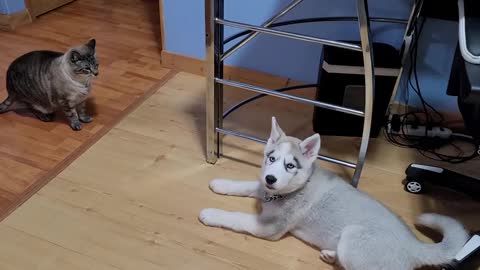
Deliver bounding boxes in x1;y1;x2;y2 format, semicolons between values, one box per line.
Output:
0;39;99;131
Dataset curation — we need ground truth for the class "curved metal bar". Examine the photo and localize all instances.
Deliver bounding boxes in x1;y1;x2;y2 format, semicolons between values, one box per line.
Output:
352;0;375;187
223;84;318;119
224;17;408;45
372;17;409;24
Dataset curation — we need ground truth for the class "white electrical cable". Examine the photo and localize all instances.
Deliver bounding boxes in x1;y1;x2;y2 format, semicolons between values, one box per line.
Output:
452;132;474;140
458;0;480;64
451;133;479;155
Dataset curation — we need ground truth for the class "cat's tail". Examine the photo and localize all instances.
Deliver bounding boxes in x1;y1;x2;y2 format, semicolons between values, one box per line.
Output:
413;213;469;267
0;96;14;113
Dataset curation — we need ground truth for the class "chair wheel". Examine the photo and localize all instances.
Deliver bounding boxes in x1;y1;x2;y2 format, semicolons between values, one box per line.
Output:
405;179;424;194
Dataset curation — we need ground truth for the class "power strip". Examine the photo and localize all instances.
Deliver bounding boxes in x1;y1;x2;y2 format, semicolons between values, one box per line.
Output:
388;124;452;139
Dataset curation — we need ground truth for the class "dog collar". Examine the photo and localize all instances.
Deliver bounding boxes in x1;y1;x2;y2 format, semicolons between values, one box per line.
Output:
262;170;314;203
263;193;286;202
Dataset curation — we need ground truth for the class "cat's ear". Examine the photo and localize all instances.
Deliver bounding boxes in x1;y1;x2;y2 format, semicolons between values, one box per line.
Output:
70;51;81;63
86;39;96;50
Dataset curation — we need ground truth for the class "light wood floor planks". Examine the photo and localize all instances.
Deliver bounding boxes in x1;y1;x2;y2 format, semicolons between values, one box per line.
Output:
0;0;171;219
0;72;478;270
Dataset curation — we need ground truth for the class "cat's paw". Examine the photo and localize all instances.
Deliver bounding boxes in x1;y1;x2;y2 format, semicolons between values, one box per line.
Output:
69;121;82;131
79;115;93;123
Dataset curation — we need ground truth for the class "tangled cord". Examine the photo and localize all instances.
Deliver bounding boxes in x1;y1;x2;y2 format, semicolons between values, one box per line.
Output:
384;19;478;164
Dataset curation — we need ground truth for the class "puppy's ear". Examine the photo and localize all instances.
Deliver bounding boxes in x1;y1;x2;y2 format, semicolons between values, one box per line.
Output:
300;133;321;161
268;116;286;145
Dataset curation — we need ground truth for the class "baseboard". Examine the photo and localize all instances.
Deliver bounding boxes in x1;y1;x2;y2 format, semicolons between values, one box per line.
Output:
0;9;32;31
160;50;302;89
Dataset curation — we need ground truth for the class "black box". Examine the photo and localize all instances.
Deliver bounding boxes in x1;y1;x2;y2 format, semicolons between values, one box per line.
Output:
312;42;401;138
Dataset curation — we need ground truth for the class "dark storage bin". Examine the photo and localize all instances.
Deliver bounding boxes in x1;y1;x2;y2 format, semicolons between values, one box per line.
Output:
312;42;401;138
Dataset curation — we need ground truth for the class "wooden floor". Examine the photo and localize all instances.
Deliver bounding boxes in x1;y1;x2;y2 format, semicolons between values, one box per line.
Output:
0;0;171;219
0;72;478;270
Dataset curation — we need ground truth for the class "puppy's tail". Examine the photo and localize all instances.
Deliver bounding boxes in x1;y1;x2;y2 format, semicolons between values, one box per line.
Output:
414;213;469;267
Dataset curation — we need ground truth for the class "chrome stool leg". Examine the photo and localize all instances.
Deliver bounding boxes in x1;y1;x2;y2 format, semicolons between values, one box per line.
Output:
352;0;375;187
205;0;224;164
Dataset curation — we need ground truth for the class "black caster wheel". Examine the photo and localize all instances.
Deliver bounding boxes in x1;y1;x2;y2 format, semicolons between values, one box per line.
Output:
405;179;424;194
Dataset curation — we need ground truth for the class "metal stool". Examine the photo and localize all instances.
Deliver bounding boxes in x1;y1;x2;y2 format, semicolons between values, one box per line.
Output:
205;0;389;187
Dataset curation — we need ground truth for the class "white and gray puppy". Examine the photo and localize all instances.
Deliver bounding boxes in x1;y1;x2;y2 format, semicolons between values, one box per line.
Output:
199;117;470;270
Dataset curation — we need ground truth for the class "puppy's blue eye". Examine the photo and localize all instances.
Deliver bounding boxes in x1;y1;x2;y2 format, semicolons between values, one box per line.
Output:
268;156;275;162
286;163;295;169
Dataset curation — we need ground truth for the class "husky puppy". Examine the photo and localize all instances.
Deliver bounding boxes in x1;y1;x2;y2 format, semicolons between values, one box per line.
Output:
199;117;469;270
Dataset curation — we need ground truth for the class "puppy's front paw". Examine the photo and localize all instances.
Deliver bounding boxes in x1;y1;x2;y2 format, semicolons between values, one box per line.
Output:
209;179;232;194
199;208;225;227
319;250;337;264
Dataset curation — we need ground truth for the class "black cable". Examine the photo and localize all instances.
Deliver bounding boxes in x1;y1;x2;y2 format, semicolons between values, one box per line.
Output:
223;84;318;118
412;21;444;124
408;19;431;126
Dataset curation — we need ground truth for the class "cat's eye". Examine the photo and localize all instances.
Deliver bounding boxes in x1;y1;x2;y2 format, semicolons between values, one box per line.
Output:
268;156;276;163
286;163;296;169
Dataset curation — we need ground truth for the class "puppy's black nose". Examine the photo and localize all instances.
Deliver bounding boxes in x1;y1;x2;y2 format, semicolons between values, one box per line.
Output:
265;175;277;185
